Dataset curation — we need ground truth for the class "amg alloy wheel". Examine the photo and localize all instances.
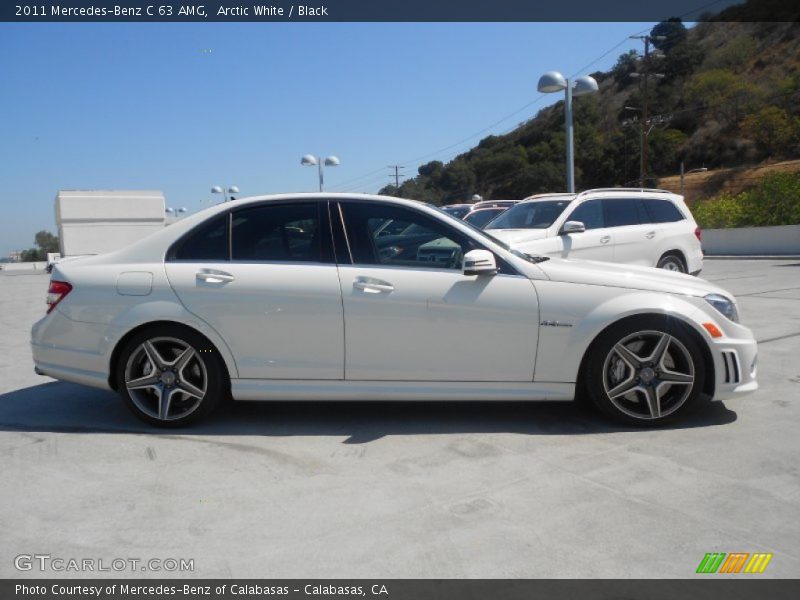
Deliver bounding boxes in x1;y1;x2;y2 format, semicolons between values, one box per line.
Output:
117;325;226;426
585;317;706;425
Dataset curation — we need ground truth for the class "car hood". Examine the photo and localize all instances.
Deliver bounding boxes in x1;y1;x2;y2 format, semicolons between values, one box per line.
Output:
535;258;730;298
485;228;549;245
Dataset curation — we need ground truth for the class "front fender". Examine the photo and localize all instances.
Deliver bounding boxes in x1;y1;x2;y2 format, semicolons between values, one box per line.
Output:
534;281;711;383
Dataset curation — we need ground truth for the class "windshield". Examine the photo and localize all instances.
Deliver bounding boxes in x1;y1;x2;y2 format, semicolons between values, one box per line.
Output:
431;205;548;264
486;199;572;230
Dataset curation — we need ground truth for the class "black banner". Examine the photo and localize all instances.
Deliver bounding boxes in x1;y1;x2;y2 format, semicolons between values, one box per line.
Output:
4;580;800;600
3;0;800;23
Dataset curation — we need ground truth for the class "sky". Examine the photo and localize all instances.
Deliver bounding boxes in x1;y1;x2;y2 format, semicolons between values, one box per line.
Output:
0;21;659;256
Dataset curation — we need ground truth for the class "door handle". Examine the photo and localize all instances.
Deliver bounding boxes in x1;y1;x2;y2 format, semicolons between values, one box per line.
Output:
196;271;235;283
645;231;656;239
599;235;611;244
353;277;394;293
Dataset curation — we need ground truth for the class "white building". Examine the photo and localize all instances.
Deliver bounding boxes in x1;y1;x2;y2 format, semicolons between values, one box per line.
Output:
55;190;166;256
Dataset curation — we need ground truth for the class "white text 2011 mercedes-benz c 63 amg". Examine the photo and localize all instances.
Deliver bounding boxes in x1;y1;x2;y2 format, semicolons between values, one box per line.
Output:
31;194;757;427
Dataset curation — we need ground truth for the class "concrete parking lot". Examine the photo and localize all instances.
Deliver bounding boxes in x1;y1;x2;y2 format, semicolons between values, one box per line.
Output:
1;259;798;578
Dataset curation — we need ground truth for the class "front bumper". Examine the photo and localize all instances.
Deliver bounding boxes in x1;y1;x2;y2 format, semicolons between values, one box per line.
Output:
709;328;758;400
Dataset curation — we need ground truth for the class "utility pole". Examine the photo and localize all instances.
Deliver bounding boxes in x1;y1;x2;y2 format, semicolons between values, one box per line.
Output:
630;35;665;187
388;165;405;194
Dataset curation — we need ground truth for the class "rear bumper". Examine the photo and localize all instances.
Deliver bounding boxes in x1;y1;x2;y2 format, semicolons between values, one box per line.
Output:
686;246;704;275
31;310;114;391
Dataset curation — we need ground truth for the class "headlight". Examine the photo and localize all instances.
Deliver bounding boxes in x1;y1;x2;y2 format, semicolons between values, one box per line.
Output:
705;293;739;322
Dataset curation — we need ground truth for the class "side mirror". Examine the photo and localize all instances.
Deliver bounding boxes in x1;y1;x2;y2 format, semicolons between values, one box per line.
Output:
561;220;586;234
462;249;497;276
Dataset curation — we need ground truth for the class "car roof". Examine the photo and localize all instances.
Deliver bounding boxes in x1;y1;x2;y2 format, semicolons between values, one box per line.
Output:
520;188;683;204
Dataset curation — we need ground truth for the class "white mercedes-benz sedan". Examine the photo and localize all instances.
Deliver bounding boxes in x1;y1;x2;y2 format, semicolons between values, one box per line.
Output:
31;193;757;427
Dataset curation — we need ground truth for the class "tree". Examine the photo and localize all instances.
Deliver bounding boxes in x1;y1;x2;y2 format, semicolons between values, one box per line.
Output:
741;106;799;157
19;230;59;262
648;128;689;174
417;160;444;178
612;50;639;87
35;230;60;254
685;69;763;124
662;40;704;80
650;18;688;54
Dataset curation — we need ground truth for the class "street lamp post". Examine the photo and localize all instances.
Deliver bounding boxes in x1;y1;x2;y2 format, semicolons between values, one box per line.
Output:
211;185;240;202
679;162;708;196
301;155;340;192
537;71;598;193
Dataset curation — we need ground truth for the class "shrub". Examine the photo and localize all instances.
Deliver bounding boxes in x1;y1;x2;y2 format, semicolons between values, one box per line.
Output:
692;171;800;228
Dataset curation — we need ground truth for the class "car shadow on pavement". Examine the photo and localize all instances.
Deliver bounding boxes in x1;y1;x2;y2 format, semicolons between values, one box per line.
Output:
0;381;738;442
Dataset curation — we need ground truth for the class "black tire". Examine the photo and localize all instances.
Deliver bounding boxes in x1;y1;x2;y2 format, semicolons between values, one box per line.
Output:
116;324;227;427
583;315;706;427
657;253;686;273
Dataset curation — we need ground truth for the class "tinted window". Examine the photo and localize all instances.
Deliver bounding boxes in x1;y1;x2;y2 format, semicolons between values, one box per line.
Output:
644;199;685;223
171;214;229;261
486;200;571;230
442;205;471;219
341;202;472;270
567;199;604;230
231;203;323;262
464;208;505;228
603;198;641;227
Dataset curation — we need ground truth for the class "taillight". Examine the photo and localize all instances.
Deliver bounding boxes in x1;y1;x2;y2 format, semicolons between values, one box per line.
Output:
694;226;702;242
46;280;72;314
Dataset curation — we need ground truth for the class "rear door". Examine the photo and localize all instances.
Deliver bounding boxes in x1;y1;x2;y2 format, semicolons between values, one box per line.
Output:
164;201;344;380
554;198;614;261
603;197;656;267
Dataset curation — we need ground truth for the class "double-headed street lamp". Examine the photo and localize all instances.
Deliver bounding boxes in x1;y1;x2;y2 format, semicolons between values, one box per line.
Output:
211;185;240;202
537;71;598;193
301;154;340;192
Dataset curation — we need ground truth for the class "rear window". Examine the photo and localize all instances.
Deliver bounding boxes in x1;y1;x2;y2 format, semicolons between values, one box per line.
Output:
170;214;229;261
644;199;685;223
231;203;322;262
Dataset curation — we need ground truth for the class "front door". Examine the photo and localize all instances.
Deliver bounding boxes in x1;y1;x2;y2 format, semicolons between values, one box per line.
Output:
553;198;614;261
336;200;539;382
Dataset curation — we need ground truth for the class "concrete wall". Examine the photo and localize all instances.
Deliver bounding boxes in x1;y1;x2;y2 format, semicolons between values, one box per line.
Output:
55;190;166;256
1;262;47;272
703;224;800;255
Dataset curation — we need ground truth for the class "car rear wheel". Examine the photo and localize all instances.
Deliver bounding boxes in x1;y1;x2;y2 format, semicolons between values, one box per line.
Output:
657;253;686;273
584;317;705;426
117;325;226;427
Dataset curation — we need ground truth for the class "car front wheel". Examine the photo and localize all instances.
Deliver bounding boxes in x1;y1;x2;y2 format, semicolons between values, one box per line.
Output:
584;317;705;426
117;325;227;427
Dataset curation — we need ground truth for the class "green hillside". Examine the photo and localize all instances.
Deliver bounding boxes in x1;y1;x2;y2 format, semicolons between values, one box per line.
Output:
381;2;800;205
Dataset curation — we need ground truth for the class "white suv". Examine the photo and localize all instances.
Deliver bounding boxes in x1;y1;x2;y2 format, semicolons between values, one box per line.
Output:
485;188;703;274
